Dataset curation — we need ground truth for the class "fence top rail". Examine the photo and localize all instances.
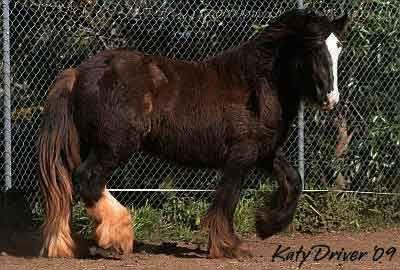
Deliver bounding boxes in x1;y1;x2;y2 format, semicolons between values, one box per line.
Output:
107;189;400;196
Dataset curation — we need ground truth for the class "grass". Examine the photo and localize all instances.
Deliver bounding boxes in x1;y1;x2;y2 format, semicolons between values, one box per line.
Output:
55;186;400;244
293;192;400;233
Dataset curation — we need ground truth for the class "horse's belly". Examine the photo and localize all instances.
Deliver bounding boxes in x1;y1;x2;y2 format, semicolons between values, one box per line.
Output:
143;126;228;168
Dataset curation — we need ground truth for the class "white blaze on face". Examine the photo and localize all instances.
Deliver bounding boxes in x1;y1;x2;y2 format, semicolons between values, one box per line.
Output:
325;33;342;109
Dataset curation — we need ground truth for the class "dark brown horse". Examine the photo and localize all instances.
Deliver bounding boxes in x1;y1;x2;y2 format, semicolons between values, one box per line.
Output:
38;9;348;258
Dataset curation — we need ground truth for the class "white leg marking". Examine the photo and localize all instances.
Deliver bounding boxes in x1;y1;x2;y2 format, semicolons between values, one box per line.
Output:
87;188;134;254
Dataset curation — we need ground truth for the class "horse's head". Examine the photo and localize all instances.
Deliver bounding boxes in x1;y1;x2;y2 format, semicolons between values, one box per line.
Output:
278;10;349;111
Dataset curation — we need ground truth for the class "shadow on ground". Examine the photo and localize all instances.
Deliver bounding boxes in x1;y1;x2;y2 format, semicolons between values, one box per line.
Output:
135;241;208;259
0;189;41;257
0;189;210;260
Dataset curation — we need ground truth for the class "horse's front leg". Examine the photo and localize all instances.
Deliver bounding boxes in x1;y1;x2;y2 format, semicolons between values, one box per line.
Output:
256;153;302;239
74;150;134;256
201;142;257;258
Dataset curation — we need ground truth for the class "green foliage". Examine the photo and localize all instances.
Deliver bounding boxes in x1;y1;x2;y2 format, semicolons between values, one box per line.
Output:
71;201;94;239
293;192;400;233
162;196;207;230
157;194;208;241
133;201;163;240
233;197;255;235
294;193;364;232
302;0;400;191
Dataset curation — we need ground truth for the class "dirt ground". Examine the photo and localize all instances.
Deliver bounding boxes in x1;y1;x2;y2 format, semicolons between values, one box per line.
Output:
0;228;399;270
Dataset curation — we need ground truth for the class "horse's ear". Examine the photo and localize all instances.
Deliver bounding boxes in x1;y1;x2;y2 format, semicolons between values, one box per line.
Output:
332;14;349;35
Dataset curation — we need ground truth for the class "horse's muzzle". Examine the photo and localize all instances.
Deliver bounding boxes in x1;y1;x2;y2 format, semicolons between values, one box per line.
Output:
322;101;335;111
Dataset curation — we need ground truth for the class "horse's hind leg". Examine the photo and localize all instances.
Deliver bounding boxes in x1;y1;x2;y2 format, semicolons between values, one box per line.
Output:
201;142;257;258
74;149;134;256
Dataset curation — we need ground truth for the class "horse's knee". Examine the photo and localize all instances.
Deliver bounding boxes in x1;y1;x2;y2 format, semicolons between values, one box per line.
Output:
274;156;301;183
255;160;301;239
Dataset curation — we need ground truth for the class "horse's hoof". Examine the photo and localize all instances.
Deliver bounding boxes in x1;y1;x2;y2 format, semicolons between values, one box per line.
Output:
255;208;278;240
89;246;122;260
233;243;253;259
208;242;252;259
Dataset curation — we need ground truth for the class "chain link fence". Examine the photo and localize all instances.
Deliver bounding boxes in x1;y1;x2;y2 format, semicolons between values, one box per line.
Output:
1;0;399;209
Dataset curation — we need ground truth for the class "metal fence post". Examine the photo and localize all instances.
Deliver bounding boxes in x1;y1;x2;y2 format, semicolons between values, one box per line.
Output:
297;0;305;190
2;0;12;191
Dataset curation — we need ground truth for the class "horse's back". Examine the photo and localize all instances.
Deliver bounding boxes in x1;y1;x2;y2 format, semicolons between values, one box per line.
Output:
76;49;214;108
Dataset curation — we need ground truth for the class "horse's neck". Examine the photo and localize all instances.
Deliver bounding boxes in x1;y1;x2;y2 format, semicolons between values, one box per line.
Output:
239;39;301;118
257;35;302;119
205;36;301;124
226;30;301;142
